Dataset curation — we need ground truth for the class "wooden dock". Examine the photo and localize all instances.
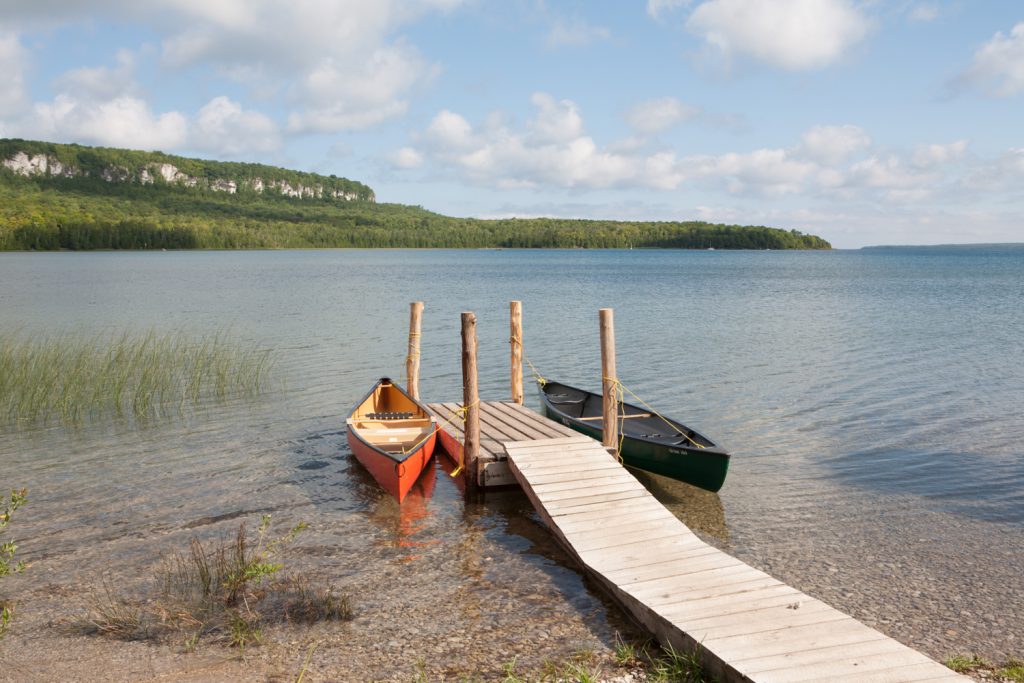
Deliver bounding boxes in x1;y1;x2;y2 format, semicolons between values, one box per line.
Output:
413;304;967;682
425;400;581;487
504;437;969;683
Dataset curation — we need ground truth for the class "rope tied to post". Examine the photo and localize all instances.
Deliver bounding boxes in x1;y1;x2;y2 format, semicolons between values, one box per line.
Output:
427;398;479;478
604;377;706;450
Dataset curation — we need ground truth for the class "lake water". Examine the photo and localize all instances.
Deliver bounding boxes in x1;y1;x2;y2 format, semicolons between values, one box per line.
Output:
1;246;1022;675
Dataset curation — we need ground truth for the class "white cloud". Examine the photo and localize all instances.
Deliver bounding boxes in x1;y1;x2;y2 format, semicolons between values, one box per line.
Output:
4;0;462;135
528;93;584;144
911;140;968;168
624;97;700;135
30;94;188;150
286;42;438;133
799;124;871;164
686;0;870;70
963;148;1024;192
960;22;1024;97
418;94;644;189
907;3;939;23
847;154;936;193
404;95;1019;213
545;19;611;48
647;0;692;20
689;148;818;195
425;110;475;149
53;49;137;101
192;96;280;155
0;31;30;119
390;147;424;169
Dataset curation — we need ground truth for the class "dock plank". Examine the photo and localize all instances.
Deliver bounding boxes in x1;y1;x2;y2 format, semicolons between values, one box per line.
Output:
501;428;968;683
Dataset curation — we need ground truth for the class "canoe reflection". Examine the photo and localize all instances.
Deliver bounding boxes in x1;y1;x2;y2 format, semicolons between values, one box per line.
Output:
365;456;440;561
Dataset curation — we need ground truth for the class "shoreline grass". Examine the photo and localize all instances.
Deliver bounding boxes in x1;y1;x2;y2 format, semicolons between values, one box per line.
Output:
945;654;1024;682
0;329;273;430
78;516;349;653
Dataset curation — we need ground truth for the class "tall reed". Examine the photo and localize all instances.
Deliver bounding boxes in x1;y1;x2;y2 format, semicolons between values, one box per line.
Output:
0;330;273;430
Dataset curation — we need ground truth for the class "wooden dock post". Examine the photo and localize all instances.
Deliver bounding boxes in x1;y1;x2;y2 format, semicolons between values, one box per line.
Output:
461;312;481;489
600;308;618;450
510;300;523;404
407;301;424;399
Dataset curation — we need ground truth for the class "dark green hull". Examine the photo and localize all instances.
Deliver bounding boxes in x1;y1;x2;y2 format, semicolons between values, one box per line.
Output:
539;382;730;493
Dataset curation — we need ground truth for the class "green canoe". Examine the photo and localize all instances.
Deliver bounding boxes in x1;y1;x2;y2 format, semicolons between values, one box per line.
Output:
539;381;730;493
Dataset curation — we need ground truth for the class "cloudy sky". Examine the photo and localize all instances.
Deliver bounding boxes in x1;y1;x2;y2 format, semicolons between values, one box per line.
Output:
1;1;1022;248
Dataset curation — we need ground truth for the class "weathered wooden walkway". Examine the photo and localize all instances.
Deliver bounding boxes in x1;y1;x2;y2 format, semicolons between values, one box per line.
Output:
425;401;967;681
504;436;969;683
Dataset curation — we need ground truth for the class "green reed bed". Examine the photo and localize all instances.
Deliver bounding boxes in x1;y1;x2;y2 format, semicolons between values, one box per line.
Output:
0;330;273;430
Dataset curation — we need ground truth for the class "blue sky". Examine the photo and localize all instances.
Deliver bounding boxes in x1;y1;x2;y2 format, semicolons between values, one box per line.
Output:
1;1;1022;248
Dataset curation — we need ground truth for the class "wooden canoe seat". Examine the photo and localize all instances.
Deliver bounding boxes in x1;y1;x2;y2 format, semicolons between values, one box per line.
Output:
366;411;415;420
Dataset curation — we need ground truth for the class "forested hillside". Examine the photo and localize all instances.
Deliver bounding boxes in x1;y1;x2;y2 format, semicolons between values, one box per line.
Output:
0;140;831;250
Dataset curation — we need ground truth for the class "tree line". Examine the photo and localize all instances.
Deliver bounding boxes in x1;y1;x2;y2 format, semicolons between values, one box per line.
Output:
0;166;831;251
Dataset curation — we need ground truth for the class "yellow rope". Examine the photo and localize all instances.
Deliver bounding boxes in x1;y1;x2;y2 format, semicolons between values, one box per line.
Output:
611;378;705;449
522;350;547;388
429;398;479;478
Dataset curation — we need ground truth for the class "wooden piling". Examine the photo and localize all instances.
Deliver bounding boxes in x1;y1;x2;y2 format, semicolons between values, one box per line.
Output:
461;312;481;489
510;300;524;404
406;301;424;399
600;308;618;450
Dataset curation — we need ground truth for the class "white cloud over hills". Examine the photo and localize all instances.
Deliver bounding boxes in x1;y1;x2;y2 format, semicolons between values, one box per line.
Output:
685;0;871;70
396;91;1024;217
960;22;1024;97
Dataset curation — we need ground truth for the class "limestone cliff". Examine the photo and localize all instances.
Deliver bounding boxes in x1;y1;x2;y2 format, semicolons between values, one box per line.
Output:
0;140;374;202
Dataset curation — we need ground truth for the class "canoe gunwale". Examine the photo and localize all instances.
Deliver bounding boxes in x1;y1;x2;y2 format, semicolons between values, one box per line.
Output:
346;377;438;465
538;380;731;492
539;381;727;458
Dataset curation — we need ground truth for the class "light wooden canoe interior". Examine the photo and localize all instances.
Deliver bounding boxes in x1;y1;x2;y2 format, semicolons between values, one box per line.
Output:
348;380;435;453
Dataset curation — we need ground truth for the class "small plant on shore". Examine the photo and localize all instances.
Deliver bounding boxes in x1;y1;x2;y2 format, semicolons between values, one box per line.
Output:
648;644;709;683
945;654;987;673
80;515;348;653
225;609;262;654
944;654;1024;682
613;632;643;666
82;578;150;641
1000;659;1024;682
0;488;28;639
281;574;352;623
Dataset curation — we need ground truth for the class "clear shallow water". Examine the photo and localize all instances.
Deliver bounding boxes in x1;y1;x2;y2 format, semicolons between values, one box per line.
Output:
1;246;1023;668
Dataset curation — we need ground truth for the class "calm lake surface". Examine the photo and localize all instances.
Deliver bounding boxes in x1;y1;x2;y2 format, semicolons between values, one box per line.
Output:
1;246;1023;671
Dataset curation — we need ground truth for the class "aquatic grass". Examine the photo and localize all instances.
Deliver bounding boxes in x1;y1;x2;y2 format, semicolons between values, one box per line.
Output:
0;329;274;430
280;574;352;623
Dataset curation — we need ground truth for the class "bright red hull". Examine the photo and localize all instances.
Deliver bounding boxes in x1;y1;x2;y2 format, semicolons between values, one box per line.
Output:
347;429;436;502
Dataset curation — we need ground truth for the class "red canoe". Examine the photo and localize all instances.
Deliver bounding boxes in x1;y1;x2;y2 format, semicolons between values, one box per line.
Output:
346;378;438;502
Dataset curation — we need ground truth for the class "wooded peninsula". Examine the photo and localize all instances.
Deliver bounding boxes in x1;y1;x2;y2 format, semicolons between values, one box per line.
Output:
1;139;831;251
